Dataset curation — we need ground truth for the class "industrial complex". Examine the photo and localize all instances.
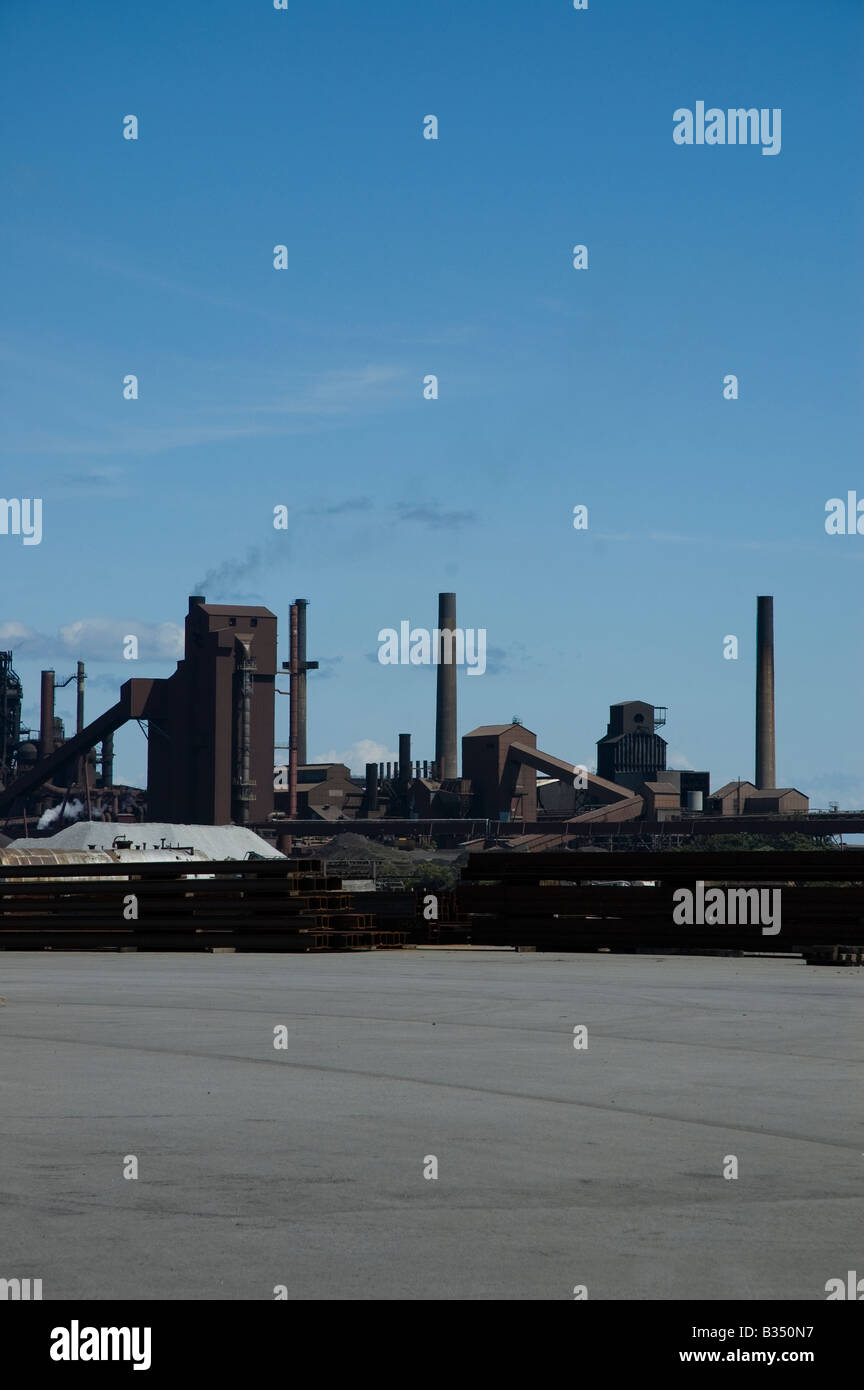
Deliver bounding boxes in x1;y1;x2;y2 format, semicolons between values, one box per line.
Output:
0;590;824;850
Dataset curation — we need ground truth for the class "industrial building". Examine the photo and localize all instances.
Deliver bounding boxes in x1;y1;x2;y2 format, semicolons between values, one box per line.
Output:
0;590;812;845
0;596;278;833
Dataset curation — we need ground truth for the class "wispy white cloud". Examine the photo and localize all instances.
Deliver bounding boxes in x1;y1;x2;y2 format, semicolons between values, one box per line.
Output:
58;619;184;662
592;530;827;555
0;621;43;650
225;365;406;416
0;618;183;662
314;738;396;775
799;771;864;811
10;234;481;347
667;747;696;771
0;365;408;458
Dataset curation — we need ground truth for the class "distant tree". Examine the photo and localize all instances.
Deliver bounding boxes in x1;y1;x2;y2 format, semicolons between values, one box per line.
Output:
404;862;460;892
677;833;834;852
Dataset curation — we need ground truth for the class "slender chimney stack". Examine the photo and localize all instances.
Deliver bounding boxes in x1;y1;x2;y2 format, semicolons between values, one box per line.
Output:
281;599;316;813
75;660;86;797
288;604;299;817
365;762;379;817
755;595;776;789
398;734;411;786
76;661;85;735
232;636;255;825
435;592;458;780
40;670;55;761
295;599;309;767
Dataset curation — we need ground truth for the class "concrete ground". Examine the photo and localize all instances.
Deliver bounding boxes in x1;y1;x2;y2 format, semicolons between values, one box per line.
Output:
0;949;861;1301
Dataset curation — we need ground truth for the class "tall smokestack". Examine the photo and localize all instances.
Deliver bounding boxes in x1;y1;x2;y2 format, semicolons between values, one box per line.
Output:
76;661;85;735
755;595;775;789
232;637;255;825
364;761;379;817
75;660;86;795
435;592;458;779
296;598;308;766
288;604;299;818
40;670;55;761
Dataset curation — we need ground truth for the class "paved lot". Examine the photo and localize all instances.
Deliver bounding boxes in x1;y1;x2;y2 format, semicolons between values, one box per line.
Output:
0;949;861;1300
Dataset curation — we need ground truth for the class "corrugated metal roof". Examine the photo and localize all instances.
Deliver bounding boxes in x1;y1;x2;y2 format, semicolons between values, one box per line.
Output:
569;795;644;823
711;781;757;798
8;822;284;859
200;603;276;617
743;788;805;799
0;849;116;867
0;848;210;873
599;731;667;745
464;724;536;738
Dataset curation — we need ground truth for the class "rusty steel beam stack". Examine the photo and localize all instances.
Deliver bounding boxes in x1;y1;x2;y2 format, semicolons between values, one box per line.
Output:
0;858;408;952
453;850;864;956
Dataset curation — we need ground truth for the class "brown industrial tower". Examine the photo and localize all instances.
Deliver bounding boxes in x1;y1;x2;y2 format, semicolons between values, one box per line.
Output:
755;595;776;789
145;596;278;824
435;592;458;779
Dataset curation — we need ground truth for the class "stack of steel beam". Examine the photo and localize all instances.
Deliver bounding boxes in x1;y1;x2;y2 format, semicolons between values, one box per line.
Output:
453;850;864;954
0;857;407;952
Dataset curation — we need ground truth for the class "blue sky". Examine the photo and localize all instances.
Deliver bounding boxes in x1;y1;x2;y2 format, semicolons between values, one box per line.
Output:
1;0;862;806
